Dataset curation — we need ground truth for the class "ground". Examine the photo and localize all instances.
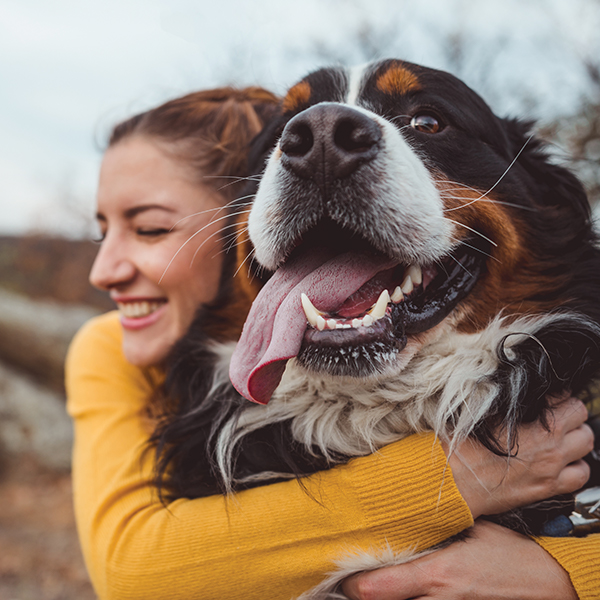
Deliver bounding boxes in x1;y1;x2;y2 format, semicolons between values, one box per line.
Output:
0;453;95;600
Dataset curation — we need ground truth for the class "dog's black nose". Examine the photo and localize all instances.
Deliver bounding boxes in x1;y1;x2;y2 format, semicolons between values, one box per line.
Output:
279;104;381;184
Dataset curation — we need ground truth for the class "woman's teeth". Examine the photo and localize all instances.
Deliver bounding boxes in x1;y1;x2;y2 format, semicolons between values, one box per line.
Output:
118;300;165;318
302;264;422;332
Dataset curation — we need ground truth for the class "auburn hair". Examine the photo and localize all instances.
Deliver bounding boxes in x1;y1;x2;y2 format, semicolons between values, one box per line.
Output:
108;86;280;202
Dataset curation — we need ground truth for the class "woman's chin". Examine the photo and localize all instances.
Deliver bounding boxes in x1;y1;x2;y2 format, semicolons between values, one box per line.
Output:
120;306;175;367
121;335;171;368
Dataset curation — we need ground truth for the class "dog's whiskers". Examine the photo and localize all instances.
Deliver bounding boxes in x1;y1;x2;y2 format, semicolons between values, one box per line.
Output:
233;245;256;280
221;225;249;256
168;195;253;231
451;238;501;264
441;192;538;213
190;221;245;266
440;136;534;213
159;209;252;283
446;253;474;278
438;217;498;248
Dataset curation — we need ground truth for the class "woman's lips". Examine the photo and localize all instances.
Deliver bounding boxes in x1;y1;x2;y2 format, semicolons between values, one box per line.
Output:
116;299;168;330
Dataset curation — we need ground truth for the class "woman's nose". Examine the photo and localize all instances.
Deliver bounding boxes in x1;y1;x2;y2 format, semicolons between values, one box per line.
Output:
89;236;137;291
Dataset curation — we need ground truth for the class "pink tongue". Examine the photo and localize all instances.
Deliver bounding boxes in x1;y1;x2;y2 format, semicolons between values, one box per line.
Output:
229;248;395;404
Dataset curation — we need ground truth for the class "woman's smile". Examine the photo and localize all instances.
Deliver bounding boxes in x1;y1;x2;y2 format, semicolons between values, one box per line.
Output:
115;298;169;329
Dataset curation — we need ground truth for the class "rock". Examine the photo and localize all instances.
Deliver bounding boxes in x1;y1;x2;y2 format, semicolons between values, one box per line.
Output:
0;362;73;471
0;289;100;391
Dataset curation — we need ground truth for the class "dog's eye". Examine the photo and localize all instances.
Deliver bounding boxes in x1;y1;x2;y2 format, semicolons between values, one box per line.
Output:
410;113;442;134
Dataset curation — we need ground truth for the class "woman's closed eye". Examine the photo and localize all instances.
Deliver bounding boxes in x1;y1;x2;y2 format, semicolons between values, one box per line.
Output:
136;227;171;238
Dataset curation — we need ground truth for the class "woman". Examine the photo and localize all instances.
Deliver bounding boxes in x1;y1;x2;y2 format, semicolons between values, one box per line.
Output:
66;86;599;600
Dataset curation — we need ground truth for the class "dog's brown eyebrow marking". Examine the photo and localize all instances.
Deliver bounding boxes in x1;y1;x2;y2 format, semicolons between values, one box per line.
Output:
282;80;312;113
376;65;421;95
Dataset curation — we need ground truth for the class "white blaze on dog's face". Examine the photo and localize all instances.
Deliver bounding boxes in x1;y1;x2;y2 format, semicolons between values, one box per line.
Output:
229;59;569;405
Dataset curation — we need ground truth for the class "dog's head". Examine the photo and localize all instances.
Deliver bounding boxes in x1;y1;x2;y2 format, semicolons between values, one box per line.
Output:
214;60;599;405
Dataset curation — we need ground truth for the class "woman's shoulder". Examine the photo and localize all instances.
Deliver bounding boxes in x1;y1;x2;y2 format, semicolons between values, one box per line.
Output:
66;310;128;377
65;310;163;416
72;310;122;348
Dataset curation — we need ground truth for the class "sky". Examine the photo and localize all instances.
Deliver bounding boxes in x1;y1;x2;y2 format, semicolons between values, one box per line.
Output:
1;0;599;237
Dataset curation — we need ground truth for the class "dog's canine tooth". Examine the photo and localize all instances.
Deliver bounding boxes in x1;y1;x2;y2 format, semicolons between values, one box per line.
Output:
301;293;322;328
407;265;422;286
391;286;404;303
316;315;326;331
401;274;414;295
368;289;390;320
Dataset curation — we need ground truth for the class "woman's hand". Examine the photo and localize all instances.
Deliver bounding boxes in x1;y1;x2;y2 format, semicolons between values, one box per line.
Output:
342;520;578;600
445;395;594;518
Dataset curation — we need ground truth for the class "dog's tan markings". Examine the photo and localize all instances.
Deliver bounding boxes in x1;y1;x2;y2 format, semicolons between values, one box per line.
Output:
203;221;260;342
437;177;564;333
376;65;421;95
282;80;311;114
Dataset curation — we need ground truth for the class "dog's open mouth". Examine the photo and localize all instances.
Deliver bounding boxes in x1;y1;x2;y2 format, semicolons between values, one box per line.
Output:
230;223;487;404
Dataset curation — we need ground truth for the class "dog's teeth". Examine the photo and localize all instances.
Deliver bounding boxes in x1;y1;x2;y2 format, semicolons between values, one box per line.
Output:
352;318;362;328
316;315;326;331
391;286;404;303
401;275;414;295
327;318;337;330
369;289;390;320
301;293;322;328
363;314;374;327
407;264;422;286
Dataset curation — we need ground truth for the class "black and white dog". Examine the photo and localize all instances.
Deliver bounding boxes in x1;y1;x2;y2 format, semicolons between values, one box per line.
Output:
157;60;600;597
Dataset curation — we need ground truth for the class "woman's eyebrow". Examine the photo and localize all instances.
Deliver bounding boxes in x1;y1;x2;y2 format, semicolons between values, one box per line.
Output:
123;204;176;219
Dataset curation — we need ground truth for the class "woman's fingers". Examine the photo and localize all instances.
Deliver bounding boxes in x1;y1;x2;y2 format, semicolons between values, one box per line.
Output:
342;562;425;600
549;397;589;434
562;421;595;460
555;458;591;495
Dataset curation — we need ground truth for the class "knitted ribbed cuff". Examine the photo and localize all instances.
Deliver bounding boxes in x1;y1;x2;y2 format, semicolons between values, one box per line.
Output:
350;432;474;551
534;535;600;600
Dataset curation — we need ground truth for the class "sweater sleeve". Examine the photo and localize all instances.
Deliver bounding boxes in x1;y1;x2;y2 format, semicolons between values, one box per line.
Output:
534;535;600;600
66;312;472;600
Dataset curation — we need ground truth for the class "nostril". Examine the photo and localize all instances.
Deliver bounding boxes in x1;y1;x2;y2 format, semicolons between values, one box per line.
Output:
280;122;314;157
334;118;380;154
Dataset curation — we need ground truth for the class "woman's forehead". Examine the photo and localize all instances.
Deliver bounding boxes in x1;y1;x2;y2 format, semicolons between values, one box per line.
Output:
97;137;220;217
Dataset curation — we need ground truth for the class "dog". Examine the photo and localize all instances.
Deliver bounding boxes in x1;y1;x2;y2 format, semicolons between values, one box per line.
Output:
157;59;600;597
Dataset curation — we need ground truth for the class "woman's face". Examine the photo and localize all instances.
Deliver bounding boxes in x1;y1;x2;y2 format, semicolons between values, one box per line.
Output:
90;136;226;367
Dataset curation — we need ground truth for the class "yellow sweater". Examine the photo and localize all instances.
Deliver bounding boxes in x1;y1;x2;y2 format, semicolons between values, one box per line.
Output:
66;312;600;599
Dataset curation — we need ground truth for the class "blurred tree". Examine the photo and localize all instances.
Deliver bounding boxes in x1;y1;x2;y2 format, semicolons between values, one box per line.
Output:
543;58;600;207
31;172;97;239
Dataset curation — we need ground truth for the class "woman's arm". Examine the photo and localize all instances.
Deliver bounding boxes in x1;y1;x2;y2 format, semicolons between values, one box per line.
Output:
342;520;600;600
66;313;473;600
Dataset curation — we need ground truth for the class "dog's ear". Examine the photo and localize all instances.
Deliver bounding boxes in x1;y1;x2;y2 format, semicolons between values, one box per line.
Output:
248;110;288;175
502;118;591;221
